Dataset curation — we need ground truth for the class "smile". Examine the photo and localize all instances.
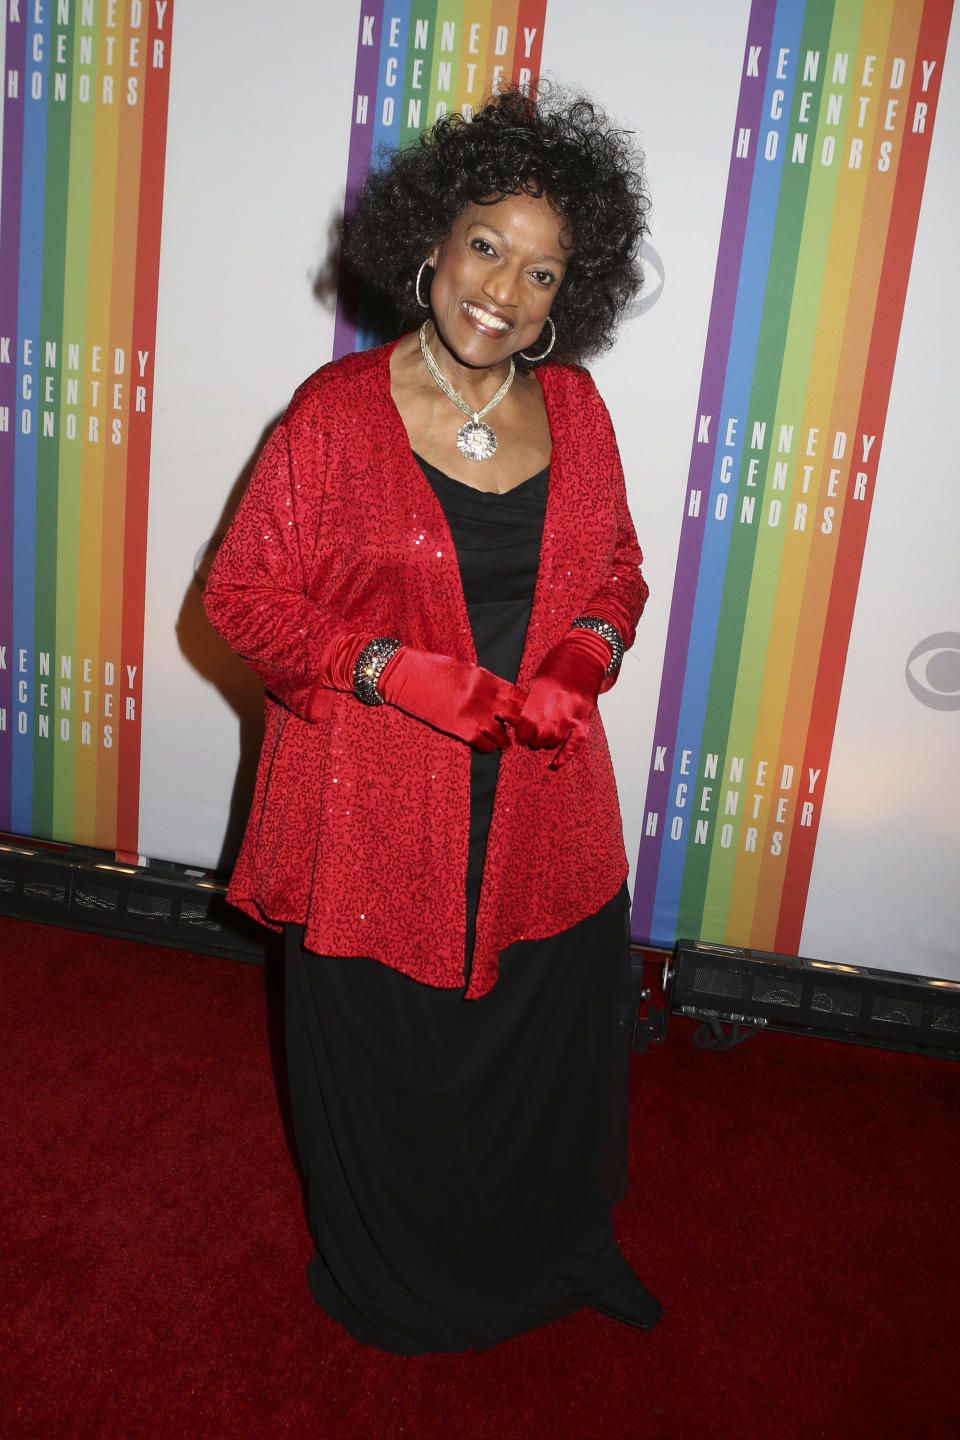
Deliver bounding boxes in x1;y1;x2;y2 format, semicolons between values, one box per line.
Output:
462;302;512;333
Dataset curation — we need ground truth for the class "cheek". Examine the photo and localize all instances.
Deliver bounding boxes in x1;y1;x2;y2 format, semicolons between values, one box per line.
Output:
532;291;557;318
431;256;465;304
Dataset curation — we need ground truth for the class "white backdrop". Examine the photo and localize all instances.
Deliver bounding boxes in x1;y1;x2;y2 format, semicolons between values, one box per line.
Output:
138;1;960;979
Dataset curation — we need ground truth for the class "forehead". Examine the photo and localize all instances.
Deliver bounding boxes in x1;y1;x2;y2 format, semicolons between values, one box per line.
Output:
453;191;571;255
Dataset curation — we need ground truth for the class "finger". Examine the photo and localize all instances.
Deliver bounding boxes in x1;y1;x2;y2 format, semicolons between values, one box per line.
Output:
548;727;581;770
511;715;537;747
494;703;525;730
478;721;511;751
488;719;513;749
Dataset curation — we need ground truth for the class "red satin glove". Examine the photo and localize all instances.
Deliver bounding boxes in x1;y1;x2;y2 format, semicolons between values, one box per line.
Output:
513;627;612;768
378;647;524;753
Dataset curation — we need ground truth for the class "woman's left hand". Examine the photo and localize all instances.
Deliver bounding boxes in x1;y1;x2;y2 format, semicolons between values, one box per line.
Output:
513;628;612;769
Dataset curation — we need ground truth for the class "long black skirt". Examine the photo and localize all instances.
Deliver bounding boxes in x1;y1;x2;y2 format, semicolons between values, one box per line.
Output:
284;885;635;1355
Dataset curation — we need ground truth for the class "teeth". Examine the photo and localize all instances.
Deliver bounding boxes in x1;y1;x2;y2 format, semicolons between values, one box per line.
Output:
464;302;511;331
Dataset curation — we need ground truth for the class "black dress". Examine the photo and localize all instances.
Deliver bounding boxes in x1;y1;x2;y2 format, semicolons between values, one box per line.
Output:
283;456;634;1355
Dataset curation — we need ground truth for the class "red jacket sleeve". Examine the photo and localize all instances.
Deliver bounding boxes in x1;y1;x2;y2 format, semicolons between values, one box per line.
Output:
203;421;367;720
578;394;648;692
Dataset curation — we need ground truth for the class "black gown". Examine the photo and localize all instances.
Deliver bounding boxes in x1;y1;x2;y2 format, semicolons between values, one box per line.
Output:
283;455;634;1355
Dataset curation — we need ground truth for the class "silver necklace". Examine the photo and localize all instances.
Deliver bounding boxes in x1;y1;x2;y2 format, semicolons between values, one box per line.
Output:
419;322;515;461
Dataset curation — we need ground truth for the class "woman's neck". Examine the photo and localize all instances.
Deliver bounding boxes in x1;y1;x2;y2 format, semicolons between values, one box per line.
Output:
422;321;514;409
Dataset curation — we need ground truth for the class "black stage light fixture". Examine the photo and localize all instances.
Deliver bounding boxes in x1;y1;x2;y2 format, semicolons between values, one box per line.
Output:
663;939;960;1059
630;947;670;1054
0;835;269;963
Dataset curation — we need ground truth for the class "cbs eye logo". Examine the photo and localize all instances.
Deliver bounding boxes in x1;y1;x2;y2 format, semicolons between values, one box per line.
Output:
905;632;960;711
624;242;665;320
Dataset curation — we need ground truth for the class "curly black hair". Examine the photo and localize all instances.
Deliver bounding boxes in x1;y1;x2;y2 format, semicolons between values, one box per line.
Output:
342;87;651;366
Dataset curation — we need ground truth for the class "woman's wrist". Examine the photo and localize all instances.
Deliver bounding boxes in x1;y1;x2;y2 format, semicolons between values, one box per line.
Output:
570;616;624;676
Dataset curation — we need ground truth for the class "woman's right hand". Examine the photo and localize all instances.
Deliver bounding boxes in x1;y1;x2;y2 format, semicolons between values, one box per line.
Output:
512;626;611;768
378;648;524;753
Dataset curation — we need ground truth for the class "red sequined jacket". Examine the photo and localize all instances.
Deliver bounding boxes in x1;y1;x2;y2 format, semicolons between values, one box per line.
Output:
203;340;647;998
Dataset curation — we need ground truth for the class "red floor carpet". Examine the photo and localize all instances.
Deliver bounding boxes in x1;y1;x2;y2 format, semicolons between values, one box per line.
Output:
2;914;958;1439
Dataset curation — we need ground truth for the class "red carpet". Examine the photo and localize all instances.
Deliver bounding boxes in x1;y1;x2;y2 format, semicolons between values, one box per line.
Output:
2;914;958;1439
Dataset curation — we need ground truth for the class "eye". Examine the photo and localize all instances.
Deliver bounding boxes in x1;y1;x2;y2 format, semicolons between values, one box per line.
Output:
470;237;497;257
530;269;557;287
905;632;960;711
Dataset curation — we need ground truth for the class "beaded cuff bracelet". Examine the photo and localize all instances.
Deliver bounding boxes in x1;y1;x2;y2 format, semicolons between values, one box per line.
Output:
352;637;403;705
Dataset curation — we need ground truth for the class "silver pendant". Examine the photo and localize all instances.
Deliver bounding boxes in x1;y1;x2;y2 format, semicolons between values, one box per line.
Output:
456;418;498;462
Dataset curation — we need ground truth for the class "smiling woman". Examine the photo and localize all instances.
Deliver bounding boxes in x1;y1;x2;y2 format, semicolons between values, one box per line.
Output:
203;86;657;1355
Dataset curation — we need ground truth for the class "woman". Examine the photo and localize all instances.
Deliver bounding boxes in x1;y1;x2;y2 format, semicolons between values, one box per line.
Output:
203;88;658;1354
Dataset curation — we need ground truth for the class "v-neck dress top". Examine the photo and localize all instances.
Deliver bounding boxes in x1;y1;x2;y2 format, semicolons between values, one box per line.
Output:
414;452;549;972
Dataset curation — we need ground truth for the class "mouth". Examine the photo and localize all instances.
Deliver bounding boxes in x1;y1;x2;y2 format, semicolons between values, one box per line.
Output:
461;301;513;334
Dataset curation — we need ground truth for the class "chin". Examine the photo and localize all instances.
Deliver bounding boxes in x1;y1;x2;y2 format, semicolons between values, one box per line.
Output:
439;319;513;369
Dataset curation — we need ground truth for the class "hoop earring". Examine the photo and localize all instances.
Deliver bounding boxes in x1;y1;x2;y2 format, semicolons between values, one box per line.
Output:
415;259;433;310
519;316;556;363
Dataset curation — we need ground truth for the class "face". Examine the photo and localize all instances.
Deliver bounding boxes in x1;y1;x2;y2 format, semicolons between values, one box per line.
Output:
427;191;570;369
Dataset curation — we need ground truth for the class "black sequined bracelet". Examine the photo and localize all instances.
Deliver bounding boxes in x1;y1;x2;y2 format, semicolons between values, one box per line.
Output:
571;616;624;676
352;637;403;705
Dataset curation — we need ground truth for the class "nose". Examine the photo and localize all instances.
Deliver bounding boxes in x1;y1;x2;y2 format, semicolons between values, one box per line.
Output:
481;262;521;309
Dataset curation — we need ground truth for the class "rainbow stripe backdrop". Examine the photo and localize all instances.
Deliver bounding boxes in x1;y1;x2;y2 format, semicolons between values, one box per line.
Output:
632;0;953;954
334;0;548;359
0;0;173;856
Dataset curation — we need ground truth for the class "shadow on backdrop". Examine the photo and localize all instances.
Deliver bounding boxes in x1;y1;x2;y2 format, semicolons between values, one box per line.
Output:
172;205;402;876
176;414;283;872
